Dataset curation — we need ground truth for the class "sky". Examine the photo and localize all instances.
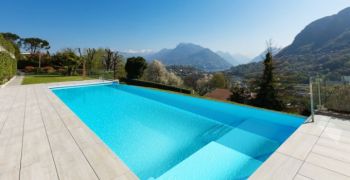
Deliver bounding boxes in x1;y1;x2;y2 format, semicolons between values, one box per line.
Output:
2;0;350;58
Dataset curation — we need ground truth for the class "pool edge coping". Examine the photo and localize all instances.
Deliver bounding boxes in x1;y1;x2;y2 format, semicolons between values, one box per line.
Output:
45;80;139;179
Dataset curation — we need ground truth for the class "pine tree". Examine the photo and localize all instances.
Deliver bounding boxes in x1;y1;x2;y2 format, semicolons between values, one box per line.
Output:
254;51;283;110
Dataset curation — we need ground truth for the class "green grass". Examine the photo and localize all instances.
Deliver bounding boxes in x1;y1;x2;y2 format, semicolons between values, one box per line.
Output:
22;75;92;85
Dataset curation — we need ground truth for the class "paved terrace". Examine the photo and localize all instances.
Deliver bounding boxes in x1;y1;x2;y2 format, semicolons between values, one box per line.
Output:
251;115;350;180
0;80;137;180
1;80;350;180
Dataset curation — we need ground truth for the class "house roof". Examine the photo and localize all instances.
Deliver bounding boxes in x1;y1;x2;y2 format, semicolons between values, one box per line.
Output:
205;88;232;101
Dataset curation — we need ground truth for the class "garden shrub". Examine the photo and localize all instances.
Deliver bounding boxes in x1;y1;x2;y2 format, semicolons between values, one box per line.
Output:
0;34;17;84
24;66;35;73
0;52;16;84
17;59;38;69
43;66;56;73
324;85;350;113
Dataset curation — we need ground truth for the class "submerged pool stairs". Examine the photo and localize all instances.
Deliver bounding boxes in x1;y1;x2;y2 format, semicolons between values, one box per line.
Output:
156;126;281;179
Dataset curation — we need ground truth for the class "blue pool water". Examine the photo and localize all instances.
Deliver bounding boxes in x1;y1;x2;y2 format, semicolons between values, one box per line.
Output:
52;83;305;179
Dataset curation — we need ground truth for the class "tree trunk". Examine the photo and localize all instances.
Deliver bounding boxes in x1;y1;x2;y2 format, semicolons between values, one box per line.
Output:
83;61;86;78
113;62;116;80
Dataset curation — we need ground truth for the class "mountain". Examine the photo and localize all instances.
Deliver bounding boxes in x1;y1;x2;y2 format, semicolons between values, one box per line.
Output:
250;47;282;63
278;7;350;56
216;51;250;66
227;7;350;82
216;51;239;66
147;43;232;71
231;53;251;64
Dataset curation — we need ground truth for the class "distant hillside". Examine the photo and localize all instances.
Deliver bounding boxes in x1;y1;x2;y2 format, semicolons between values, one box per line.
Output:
147;43;232;72
216;51;250;66
227;7;350;82
279;7;350;56
216;51;239;66
250;47;282;63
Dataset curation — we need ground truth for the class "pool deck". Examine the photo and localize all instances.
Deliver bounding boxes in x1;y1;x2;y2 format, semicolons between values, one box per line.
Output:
1;80;350;180
250;115;350;180
0;80;137;180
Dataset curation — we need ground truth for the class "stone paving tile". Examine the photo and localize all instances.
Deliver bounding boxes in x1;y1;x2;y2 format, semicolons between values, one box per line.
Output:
0;81;137;180
249;152;303;180
277;131;318;160
298;162;350;180
251;115;350;180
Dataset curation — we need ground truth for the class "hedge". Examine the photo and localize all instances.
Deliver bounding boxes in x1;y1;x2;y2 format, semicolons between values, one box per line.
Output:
120;78;192;94
0;52;17;84
0;34;16;55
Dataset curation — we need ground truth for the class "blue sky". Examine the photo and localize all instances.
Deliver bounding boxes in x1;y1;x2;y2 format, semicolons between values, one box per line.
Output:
2;0;350;57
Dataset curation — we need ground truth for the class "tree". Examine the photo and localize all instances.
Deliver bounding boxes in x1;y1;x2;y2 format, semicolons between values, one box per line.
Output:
195;74;213;95
21;38;50;70
85;48;96;76
52;49;80;76
209;72;226;88
230;84;249;104
111;51;123;79
1;32;20;42
143;60;168;83
102;49;124;79
143;60;183;86
21;38;50;54
167;72;183;86
77;48;86;77
125;57;147;79
253;48;284;110
103;49;113;71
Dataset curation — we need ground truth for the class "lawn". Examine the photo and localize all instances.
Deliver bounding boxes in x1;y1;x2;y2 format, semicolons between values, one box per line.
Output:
22;75;92;85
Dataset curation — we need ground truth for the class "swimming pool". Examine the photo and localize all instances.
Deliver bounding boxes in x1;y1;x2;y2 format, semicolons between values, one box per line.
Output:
52;83;305;179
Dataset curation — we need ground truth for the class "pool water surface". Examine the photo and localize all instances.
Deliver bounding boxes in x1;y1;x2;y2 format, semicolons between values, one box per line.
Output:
52;83;305;179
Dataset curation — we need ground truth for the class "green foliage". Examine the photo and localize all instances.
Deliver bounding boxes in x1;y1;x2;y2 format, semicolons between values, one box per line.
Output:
143;60;183;86
125;57;147;79
21;37;50;54
254;52;284;110
0;34;16;54
227;8;350;83
52;49;80;76
230;84;249;104
103;49;125;79
209;72;226;88
0;32;20;42
195;74;213;96
0;52;16;84
1;32;22;59
323;85;350;113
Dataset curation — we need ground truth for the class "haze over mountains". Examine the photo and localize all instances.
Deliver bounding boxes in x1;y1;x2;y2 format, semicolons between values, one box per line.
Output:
122;43;239;71
228;7;350;82
250;47;282;63
120;6;350;77
121;43;252;71
149;43;234;71
216;51;251;66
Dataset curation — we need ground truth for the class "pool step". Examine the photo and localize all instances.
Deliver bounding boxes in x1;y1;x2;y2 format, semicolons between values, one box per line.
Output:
216;128;280;161
156;141;262;180
200;124;232;142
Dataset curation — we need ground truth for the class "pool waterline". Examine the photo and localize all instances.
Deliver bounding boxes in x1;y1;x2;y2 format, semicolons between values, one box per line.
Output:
52;83;305;179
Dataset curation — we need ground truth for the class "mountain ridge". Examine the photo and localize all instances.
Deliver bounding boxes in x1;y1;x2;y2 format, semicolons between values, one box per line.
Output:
146;43;232;71
227;7;350;82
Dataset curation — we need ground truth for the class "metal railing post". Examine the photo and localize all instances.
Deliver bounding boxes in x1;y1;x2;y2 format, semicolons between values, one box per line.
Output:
310;77;315;122
317;77;322;109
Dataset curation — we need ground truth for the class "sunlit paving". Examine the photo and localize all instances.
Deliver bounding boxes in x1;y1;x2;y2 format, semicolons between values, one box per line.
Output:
1;0;350;179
